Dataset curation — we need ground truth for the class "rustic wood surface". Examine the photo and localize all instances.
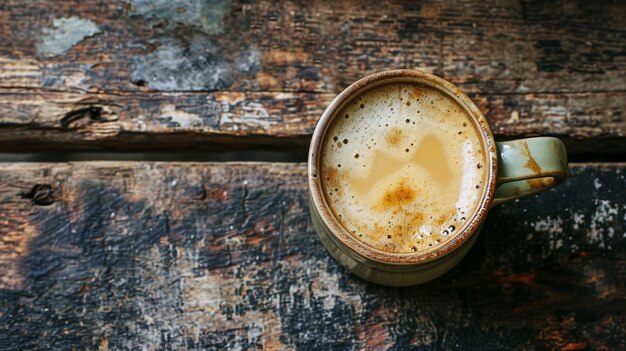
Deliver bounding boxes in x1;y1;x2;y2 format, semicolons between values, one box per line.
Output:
0;0;624;151
0;162;624;350
1;1;625;350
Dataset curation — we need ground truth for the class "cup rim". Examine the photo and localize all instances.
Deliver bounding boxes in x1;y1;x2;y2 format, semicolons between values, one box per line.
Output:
308;69;498;265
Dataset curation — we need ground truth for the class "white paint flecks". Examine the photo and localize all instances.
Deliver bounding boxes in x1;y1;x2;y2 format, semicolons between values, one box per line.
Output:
531;216;565;255
594;178;603;189
134;118;148;131
532;216;564;234
588;199;620;249
159;104;203;128
37;17;101;58
220;101;275;130
572;212;585;231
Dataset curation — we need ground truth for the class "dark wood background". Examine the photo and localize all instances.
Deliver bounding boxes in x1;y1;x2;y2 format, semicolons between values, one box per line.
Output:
0;0;624;350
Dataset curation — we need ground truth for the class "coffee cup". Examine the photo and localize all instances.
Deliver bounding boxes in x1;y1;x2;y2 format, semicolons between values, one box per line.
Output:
308;70;568;286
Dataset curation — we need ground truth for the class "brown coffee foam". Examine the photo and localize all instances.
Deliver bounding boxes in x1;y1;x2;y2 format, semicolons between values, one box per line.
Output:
378;179;416;210
386;128;403;146
320;83;487;254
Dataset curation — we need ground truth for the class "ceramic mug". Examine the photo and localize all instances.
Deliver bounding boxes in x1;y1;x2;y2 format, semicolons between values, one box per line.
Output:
308;70;569;286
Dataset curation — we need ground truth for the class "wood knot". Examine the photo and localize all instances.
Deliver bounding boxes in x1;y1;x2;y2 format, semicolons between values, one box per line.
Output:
60;106;104;129
21;184;56;206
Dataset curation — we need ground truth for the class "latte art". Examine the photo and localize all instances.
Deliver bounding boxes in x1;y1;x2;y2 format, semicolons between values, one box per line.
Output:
320;83;487;254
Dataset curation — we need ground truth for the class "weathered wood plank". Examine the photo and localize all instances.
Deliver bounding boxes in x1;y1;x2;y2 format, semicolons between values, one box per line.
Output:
0;0;624;151
1;1;624;94
0;162;624;350
0;89;623;152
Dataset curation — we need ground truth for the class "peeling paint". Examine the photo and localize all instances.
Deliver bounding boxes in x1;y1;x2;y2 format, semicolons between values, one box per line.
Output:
309;259;363;318
220;101;275;130
179;249;227;344
37;17;101;58
279;258;363;348
130;36;236;90
131;245;186;350
125;0;232;35
178;248;286;349
158;104;203;128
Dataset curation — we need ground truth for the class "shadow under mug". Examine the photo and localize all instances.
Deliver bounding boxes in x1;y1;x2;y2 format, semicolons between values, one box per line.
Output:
308;70;569;286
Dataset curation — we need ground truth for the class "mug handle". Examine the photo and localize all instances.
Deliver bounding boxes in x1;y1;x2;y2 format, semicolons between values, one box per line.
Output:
492;137;569;206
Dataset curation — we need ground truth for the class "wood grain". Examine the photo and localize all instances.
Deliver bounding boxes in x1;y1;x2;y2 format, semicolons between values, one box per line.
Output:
0;88;623;152
0;89;327;151
0;162;624;349
0;0;624;151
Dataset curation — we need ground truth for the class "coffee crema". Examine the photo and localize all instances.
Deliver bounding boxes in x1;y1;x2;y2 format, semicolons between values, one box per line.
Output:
320;83;487;254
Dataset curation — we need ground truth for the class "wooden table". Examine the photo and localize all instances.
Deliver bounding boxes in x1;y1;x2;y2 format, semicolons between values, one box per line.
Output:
0;1;624;350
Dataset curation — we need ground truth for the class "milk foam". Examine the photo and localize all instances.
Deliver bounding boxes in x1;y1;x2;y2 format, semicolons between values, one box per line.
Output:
320;83;487;254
